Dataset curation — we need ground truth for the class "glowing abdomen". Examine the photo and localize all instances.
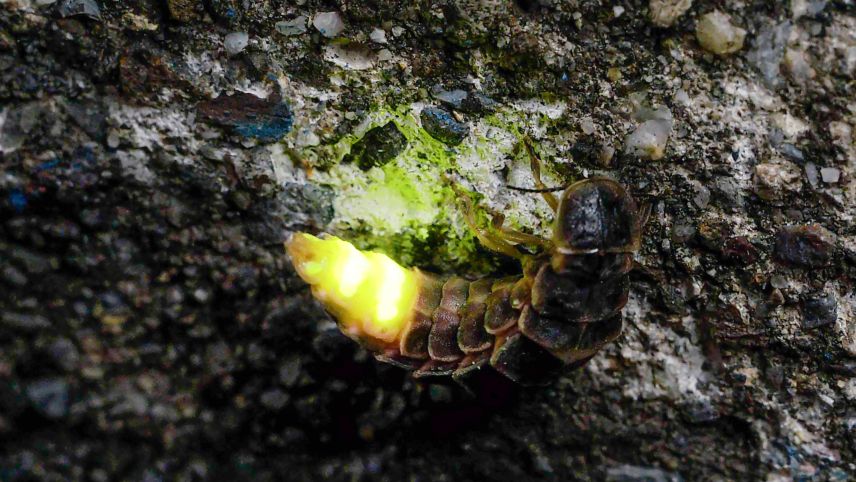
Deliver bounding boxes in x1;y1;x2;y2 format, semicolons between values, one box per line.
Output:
285;233;421;346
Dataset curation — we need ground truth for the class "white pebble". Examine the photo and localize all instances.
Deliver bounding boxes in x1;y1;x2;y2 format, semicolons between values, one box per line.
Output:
323;44;376;70
649;0;693;28
224;32;249;56
625;119;672;160
754;162;801;200
370;28;387;44
695;10;746;56
276;16;307;36
377;49;393;62
805;162;819;188
820;167;840;184
613;6;625;18
580;117;596;135
313;11;344;38
784;49;815;85
624;108;673;161
829;121;852;144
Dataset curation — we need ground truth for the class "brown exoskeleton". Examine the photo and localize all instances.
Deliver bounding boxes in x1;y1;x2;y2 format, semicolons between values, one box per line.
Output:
286;139;645;389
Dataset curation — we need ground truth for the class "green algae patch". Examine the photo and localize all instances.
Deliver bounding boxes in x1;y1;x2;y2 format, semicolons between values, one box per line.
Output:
301;108;494;274
296;104;557;275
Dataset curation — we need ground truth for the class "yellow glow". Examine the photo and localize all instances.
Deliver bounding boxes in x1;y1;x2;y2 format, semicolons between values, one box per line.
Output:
285;233;420;344
338;247;371;297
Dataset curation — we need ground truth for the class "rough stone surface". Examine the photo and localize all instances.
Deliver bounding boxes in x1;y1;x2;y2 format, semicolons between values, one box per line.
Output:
649;0;693;28
345;121;408;171
695;10;746;56
774;224;838;268
420;106;469;146
0;1;854;481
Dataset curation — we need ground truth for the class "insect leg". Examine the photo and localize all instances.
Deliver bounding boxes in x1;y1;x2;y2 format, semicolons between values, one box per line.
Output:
638;202;653;228
522;137;559;213
490;211;553;250
455;188;526;259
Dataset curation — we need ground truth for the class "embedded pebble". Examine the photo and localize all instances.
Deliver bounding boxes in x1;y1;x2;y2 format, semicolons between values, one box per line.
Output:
276;17;307;36
692;185;710;208
345;122;408;170
1;311;51;331
820;167;840;184
747;21;792;88
791;0;828;19
649;0;693;28
624;108;673;160
26;378;69;419
829;121;852;145
753;162;801;200
260;389;290;410
313;11;344;38
774;224;837;268
420;106;469;146
197;92;293;142
370;28;387;44
224;32;249;56
784;49;816;84
58;0;101;20
802;293;838;329
805;162;820;188
49;338;80;372
580;117;596;135
278;357;302;387
323;44;377;70
432;87;496;114
696;10;746;56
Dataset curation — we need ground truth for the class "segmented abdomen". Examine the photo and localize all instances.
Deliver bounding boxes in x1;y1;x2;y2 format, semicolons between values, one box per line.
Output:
379;254;629;387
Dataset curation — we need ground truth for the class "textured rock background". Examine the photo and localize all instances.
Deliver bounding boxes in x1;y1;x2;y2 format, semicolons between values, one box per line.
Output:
1;1;854;480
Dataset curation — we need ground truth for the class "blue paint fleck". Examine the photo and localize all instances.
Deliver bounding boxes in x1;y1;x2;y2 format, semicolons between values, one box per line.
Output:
36;158;61;172
232;103;293;142
9;189;27;213
561;72;569;82
226;8;236;18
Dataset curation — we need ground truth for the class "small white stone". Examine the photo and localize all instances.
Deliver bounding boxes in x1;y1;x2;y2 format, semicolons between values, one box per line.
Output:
829;121;852;145
275;16;307;36
784;48;815;84
377;49;393;62
224;32;249;56
820;167;840;184
649;0;693;28
579;117;596;135
323;44;376;70
625;118;672;160
695;10;746;56
624;107;673;161
106;130;120;149
613;6;625;18
805;162;819;188
599;145;615;165
791;0;828;19
313;11;344;38
296;128;320;147
391;26;405;37
693;185;711;208
369;28;387;44
754;162;801;200
771;113;809;140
